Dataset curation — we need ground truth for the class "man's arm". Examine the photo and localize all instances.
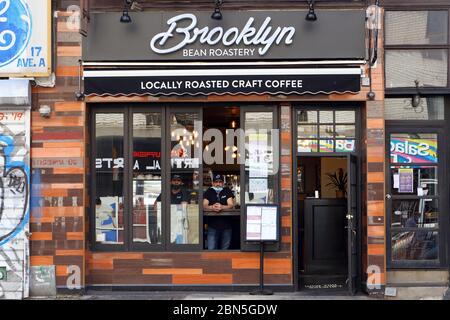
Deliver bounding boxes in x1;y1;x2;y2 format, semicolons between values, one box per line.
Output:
203;198;212;210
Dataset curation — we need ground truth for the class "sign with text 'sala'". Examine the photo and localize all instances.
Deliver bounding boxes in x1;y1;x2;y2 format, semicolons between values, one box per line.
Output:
0;0;51;77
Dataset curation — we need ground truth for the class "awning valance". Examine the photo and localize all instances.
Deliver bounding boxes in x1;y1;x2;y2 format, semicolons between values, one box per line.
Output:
83;68;362;97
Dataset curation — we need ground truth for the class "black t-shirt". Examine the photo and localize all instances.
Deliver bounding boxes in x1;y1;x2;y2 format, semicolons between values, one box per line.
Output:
156;188;190;204
204;187;234;205
204;187;235;230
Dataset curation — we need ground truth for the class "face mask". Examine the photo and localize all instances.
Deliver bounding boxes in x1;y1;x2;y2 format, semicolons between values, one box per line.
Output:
212;186;223;192
171;185;181;192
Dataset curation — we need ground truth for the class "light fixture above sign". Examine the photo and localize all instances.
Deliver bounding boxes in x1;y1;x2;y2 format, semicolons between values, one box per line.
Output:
306;0;317;21
211;0;223;20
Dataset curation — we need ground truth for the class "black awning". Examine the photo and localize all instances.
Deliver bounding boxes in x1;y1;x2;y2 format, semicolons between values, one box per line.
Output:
83;68;361;97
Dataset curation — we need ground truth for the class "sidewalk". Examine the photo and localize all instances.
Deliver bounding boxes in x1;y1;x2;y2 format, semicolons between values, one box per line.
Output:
31;290;379;300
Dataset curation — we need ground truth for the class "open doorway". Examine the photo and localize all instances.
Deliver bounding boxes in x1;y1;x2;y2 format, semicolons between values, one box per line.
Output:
297;155;358;291
202;106;241;250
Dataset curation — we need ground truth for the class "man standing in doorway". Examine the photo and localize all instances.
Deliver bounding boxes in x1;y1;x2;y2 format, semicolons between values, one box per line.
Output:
203;174;235;250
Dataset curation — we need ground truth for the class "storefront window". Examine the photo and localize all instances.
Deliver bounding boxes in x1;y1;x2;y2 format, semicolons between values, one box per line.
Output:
132;113;162;245
385;11;448;46
385;50;448;88
245;112;276;204
94;113;125;245
385;97;445;120
389;133;440;264
297;109;356;153
169;112;201;245
385;10;449;89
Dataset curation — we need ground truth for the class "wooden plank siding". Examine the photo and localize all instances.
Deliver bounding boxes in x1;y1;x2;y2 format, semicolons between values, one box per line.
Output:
30;2;86;291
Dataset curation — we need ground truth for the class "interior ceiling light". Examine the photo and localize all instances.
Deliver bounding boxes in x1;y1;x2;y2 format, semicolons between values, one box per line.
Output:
306;0;317;22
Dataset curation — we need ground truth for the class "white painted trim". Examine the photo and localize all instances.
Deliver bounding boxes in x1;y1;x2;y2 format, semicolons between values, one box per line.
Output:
83;60;367;67
84;68;363;78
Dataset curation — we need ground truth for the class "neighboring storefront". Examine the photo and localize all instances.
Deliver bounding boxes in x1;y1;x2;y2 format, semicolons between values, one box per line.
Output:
382;1;450;296
0;0;51;299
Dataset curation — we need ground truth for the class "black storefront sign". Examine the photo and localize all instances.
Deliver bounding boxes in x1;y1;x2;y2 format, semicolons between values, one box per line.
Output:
82;10;366;62
84;71;361;96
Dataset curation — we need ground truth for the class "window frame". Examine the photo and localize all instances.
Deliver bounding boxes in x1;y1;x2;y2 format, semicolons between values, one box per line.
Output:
89;103;281;252
385;125;448;269
384;8;450;94
129;106;166;252
90;106;129;252
294;103;361;156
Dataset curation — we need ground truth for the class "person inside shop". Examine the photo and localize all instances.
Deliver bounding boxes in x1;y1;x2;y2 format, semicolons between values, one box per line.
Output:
155;174;190;207
203;174;235;250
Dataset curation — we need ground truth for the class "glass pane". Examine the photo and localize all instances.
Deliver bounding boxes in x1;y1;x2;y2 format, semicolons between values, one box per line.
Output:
390;133;438;163
319;111;333;123
170;112;201;245
319;140;334;153
335;125;355;138
132;113;162;245
392;230;438;261
335;111;356;123
385;50;448;88
385;97;445;120
335;140;356;153
245;112;275;204
320;125;334;138
390;166;438;196
94;113;124;244
391;199;439;228
385;11;448;45
297;110;317;124
298;140;318;153
297;125;318;138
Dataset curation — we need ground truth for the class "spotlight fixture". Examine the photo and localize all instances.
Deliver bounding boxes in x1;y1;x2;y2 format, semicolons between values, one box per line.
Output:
306;0;317;22
211;0;223;20
120;0;132;23
411;80;421;108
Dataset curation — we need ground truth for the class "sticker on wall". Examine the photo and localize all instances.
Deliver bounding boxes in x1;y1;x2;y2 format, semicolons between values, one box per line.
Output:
0;0;51;77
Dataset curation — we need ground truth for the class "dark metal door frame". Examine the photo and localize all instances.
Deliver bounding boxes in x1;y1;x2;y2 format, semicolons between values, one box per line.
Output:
292;104;363;292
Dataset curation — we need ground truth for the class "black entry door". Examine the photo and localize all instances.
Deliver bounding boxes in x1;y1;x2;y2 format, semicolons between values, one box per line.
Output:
303;198;348;288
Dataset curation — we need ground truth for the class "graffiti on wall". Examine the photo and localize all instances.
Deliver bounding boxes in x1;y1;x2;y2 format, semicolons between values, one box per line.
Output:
0;111;30;299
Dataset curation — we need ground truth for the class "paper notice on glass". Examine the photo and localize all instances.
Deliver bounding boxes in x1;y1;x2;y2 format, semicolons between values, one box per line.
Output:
249;178;268;193
261;225;277;241
393;173;400;189
398;168;414;193
261;207;277;241
261;207;277;226
246;206;262;241
249;162;269;178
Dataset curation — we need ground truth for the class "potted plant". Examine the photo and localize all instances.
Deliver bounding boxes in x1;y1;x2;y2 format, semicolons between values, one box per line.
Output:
325;168;347;198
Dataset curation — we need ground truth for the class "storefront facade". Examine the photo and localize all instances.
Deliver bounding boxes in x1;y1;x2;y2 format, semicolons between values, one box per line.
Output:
13;0;447;299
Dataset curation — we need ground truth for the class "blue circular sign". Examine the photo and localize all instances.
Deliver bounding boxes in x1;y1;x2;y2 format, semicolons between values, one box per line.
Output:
0;0;32;67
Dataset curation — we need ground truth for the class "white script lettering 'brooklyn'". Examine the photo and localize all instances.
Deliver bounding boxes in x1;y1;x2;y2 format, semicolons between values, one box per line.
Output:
150;13;296;56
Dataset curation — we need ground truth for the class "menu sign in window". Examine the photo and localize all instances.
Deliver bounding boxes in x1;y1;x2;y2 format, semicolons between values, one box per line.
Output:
398;168;414;193
246;205;278;242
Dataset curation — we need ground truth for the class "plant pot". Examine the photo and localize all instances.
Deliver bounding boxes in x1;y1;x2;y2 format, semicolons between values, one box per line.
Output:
335;190;345;198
